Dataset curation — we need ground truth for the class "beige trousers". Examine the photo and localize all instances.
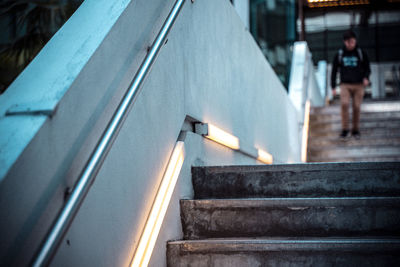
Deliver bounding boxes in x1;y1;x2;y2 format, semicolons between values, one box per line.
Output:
340;83;365;131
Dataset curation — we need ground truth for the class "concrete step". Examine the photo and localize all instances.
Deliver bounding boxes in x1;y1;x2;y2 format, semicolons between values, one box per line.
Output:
308;145;400;161
311;101;400;115
308;136;400;147
308;156;400;163
309;127;400;138
309;112;400;126
308;102;400;162
309;120;400;133
167;238;400;267
180;197;400;239
191;163;400;199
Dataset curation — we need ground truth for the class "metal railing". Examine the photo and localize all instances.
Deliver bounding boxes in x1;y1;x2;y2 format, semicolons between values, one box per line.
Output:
32;0;186;266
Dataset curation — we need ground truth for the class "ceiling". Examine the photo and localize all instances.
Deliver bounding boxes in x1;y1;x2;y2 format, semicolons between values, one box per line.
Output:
304;0;400;15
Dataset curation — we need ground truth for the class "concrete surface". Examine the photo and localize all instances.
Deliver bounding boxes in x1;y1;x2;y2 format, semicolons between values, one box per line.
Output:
0;0;301;265
180;197;400;239
168;238;400;267
308;101;400;162
288;42;324;118
192;162;400;198
169;161;400;266
232;0;249;30
309;111;400;124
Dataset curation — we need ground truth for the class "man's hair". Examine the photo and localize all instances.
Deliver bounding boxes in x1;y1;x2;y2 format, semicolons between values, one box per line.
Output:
343;30;357;41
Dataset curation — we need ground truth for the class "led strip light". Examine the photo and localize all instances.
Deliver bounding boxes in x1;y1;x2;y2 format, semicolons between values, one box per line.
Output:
307;0;370;7
130;141;185;267
301;100;311;163
131;123;274;266
195;123;273;165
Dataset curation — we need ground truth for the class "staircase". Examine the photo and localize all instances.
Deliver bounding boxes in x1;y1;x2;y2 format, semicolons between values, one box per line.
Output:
308;100;400;162
167;162;400;266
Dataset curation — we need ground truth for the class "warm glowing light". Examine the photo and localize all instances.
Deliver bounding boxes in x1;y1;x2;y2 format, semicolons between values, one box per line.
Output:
308;0;337;2
196;123;272;164
301;100;311;162
307;0;369;7
131;141;185;267
206;124;240;150
257;149;273;164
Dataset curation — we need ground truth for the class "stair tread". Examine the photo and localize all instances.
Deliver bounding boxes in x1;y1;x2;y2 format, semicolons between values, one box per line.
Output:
183;197;400;207
308;137;400;147
192;162;400;198
308;145;400;156
311;101;400;115
167;238;400;265
310;110;400;117
308;158;400;163
170;237;400;245
309;128;400;138
310;111;400;118
192;162;399;173
169;161;400;265
307;148;400;161
309;115;400;126
308;102;400;162
169;237;400;252
309;122;400;133
181;196;400;239
309;144;400;150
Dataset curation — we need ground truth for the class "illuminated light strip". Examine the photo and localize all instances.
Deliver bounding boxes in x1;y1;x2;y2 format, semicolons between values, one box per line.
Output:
131;141;185;267
301;100;311;163
308;0;337;2
195;123;273;164
205;123;240;150
308;0;369;7
257;149;273;165
308;0;368;2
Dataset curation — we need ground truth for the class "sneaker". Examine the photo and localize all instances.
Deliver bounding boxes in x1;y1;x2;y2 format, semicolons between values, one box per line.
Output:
339;130;349;139
352;130;361;139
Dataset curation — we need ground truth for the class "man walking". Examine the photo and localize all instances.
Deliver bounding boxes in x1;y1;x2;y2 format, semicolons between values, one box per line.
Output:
331;30;371;139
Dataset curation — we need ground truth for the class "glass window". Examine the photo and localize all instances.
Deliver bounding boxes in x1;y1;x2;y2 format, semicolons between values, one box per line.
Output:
250;0;296;88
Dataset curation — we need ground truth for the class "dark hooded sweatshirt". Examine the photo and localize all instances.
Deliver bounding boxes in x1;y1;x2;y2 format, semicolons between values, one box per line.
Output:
331;46;371;89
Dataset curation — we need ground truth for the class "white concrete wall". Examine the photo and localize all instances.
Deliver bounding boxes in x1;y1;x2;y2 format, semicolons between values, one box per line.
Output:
289;42;324;112
316;60;327;99
52;131;261;267
233;0;250;30
0;0;301;266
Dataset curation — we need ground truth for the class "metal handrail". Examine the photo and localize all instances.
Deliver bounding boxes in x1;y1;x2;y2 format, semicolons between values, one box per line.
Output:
32;0;186;265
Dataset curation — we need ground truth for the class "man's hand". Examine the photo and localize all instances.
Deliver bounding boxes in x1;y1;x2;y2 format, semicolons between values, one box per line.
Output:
363;78;369;87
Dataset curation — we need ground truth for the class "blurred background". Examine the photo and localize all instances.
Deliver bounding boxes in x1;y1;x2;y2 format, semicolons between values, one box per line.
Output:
242;0;400;98
0;0;83;94
1;0;400;98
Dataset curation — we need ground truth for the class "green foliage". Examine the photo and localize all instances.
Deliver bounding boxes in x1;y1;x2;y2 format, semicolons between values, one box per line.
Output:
0;0;83;93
